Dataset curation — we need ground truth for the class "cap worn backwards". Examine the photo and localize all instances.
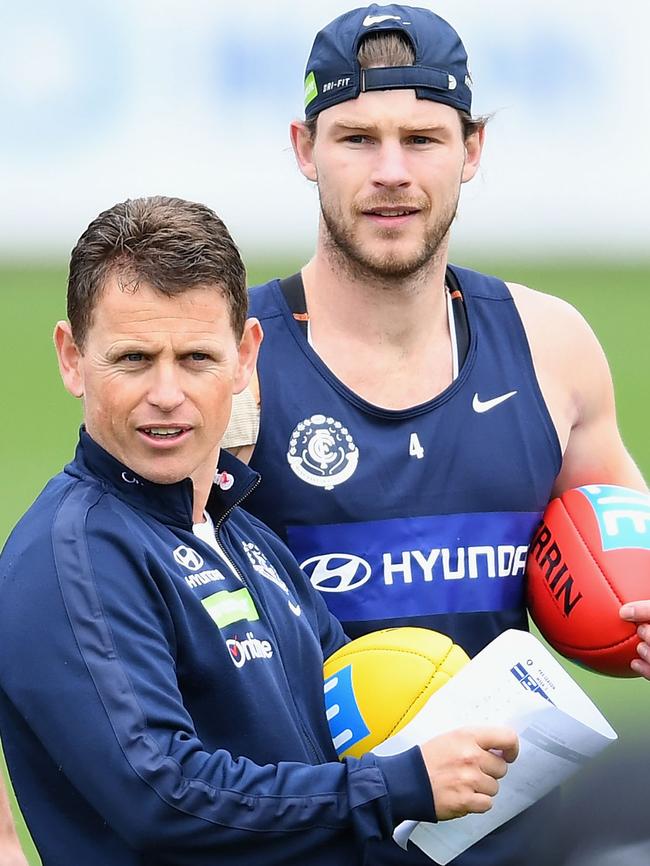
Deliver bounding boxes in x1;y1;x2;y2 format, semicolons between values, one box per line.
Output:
303;3;472;119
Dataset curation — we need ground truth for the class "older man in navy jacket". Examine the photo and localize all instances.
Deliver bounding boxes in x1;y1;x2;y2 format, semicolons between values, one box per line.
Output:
0;196;517;866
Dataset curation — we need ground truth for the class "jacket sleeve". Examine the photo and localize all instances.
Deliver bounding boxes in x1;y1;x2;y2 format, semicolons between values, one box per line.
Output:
0;485;432;860
246;517;437;828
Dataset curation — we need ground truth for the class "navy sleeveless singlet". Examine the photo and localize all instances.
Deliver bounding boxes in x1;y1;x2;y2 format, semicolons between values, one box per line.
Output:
245;265;562;658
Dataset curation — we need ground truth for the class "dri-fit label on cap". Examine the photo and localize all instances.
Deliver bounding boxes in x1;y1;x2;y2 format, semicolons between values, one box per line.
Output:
288;511;541;622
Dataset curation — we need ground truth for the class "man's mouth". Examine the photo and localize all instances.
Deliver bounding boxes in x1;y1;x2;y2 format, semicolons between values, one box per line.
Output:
138;426;191;441
363;206;420;217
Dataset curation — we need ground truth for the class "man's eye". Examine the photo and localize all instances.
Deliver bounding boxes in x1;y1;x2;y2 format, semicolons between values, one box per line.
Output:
189;352;211;362
122;353;145;362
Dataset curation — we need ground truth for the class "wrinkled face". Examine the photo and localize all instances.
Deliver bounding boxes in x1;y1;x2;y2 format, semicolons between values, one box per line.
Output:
296;90;482;278
56;275;259;486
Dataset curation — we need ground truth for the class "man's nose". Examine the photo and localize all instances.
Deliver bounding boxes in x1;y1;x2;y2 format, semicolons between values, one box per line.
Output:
146;363;186;412
370;139;411;189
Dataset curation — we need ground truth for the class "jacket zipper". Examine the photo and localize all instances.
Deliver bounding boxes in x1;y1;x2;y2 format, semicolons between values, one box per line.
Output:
212;478;261;586
214;483;325;764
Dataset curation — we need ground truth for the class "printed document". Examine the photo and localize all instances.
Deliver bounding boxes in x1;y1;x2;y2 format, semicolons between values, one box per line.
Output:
373;629;617;865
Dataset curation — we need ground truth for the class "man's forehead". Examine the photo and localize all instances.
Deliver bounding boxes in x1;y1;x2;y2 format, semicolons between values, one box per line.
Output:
100;275;222;309
89;277;229;334
320;88;459;128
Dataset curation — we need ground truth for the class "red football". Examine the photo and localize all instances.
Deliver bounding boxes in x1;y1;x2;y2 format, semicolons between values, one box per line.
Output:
526;484;650;677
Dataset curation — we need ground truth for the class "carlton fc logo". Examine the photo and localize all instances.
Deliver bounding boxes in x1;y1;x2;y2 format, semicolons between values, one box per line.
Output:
287;414;359;490
242;542;289;593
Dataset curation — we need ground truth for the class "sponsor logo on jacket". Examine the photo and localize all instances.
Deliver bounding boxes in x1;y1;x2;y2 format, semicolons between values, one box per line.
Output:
172;544;227;589
226;632;274;668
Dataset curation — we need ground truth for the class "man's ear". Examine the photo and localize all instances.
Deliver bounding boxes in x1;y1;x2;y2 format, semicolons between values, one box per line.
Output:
290;120;318;183
53;321;84;398
233;318;263;394
461;125;485;184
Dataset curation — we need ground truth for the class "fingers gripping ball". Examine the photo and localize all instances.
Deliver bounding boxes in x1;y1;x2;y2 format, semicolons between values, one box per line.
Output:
526;484;650;677
323;627;469;759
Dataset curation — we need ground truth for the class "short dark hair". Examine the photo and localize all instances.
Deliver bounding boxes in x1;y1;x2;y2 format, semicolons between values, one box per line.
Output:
305;31;488;141
67;196;248;348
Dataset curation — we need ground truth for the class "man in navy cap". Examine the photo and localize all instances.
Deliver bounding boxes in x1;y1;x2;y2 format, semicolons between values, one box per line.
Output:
223;4;650;865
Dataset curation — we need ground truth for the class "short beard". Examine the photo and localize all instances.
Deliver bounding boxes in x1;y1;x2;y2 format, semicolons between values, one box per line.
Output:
319;192;458;285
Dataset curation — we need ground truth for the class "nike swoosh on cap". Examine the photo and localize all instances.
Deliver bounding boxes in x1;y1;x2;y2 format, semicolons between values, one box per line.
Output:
472;390;518;413
362;14;404;27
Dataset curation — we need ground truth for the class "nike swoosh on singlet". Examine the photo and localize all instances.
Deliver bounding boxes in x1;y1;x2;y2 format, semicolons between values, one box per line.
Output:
472;390;518;413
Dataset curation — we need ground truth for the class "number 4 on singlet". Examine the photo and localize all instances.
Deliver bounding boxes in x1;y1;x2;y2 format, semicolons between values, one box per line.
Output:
409;432;425;460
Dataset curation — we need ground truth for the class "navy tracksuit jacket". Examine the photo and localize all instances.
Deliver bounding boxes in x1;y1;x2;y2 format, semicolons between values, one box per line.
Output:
0;431;433;865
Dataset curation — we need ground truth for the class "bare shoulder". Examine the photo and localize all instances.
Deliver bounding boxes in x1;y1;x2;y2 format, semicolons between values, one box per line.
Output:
506;281;613;454
506;281;609;372
507;281;596;341
506;283;646;493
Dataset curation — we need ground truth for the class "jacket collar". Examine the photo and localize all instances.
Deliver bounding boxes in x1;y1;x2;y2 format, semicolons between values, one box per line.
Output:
66;428;260;528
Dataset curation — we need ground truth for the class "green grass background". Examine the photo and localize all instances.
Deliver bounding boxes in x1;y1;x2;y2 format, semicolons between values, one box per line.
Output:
1;258;649;862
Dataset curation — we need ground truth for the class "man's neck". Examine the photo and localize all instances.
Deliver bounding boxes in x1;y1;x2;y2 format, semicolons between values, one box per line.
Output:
299;242;455;409
303;238;449;344
191;448;220;524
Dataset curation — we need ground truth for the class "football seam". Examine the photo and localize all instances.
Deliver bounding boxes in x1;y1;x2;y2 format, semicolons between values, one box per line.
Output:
550;630;638;654
326;647;455;739
560;497;627;608
538;497;634;652
330;646;451;664
386;650;452;736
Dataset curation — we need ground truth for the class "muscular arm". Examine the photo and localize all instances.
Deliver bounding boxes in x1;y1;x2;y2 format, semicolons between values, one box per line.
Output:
548;310;645;496
509;282;646;495
511;282;649;677
0;778;27;866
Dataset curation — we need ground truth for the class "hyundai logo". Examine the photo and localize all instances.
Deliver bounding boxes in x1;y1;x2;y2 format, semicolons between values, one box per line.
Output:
301;554;372;593
173;545;204;572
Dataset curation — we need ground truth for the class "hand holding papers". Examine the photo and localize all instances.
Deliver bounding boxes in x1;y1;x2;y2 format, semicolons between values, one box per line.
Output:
373;629;617;865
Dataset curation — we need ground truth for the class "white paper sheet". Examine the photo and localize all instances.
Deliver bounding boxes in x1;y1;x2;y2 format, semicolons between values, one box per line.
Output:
372;629;617;864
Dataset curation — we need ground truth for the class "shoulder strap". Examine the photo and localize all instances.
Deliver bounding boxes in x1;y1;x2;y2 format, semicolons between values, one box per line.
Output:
278;273;309;335
445;266;470;368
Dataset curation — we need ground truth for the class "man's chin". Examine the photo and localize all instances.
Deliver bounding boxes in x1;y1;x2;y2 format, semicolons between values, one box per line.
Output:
356;249;431;279
130;460;191;486
341;232;432;275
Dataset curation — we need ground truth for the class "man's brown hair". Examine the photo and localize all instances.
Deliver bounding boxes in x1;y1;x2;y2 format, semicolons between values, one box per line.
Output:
305;31;487;140
67;196;248;347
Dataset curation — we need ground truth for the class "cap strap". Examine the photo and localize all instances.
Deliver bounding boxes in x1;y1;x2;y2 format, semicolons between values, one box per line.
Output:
362;65;457;94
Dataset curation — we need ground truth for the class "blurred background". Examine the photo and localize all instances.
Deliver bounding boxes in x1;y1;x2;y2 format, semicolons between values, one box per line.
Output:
1;0;649;258
1;1;648;863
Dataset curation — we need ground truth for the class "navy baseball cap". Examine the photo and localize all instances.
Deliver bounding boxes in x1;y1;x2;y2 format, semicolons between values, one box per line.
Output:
303;4;472;119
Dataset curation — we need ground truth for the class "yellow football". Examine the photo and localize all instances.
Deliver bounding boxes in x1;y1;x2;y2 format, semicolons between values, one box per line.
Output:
323;627;469;759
